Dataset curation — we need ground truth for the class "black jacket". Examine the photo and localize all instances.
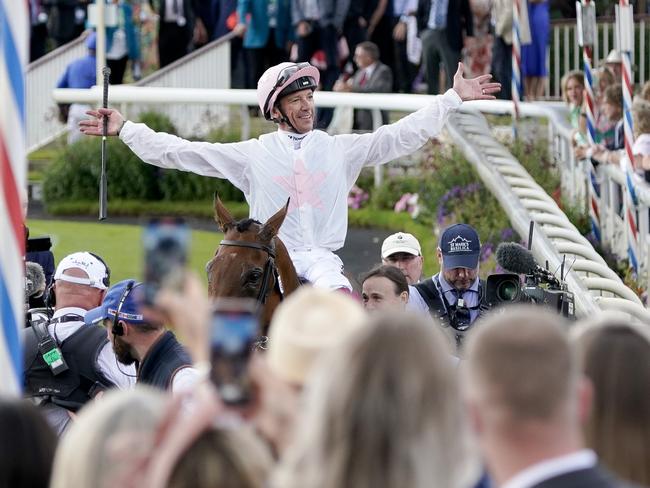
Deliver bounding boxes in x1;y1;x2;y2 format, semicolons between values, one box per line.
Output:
137;331;192;390
417;0;474;52
23;324;114;411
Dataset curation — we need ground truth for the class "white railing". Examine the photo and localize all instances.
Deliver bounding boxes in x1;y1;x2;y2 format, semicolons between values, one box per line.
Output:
26;34;88;152
548;16;648;99
51;87;650;319
28;33;235;152
123;33;235;138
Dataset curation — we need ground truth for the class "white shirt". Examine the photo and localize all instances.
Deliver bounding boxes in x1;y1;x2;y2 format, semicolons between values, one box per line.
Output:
48;307;136;389
121;89;462;286
171;366;201;394
501;449;597;488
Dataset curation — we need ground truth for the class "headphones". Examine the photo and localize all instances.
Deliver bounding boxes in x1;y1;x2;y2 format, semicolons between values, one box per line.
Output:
111;281;135;337
88;252;111;289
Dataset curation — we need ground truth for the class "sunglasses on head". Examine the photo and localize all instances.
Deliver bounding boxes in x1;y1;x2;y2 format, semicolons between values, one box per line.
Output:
112;281;135;336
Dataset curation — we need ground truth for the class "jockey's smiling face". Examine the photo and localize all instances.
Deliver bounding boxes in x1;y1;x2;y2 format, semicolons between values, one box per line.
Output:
273;88;315;134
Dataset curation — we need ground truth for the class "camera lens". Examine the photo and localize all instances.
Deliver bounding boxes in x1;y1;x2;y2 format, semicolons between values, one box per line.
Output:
497;279;519;302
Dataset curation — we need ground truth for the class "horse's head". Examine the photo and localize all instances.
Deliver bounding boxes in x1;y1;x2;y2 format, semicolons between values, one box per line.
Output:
207;195;290;317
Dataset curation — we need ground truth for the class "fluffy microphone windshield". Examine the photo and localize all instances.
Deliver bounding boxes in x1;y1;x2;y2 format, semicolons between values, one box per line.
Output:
26;261;46;298
495;242;537;275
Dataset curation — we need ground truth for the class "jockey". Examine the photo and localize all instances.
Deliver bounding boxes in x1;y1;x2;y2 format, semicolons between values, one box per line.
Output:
80;62;499;291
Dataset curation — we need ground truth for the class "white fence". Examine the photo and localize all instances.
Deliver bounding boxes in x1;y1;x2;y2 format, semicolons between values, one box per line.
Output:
26;35;88;152
28;32;234;152
124;33;235;138
548;16;648;99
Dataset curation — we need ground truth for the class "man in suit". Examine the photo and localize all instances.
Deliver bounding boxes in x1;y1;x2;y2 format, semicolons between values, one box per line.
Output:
462;307;628;488
417;0;473;94
334;41;393;130
157;0;198;67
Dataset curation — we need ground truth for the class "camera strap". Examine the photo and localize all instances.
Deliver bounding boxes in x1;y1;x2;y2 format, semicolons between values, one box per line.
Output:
31;319;70;376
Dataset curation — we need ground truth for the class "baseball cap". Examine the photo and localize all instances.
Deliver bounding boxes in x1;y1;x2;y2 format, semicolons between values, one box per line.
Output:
85;279;146;325
381;232;422;259
438;224;481;270
54;252;110;290
605;49;621;64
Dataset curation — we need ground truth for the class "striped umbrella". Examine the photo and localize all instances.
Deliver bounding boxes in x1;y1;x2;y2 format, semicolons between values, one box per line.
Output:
0;0;28;395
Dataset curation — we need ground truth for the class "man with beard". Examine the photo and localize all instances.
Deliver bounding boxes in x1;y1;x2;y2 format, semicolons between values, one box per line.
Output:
409;223;484;353
23;252;135;435
85;279;198;393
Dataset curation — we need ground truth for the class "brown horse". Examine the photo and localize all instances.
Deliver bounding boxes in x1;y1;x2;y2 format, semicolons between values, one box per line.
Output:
207;195;301;332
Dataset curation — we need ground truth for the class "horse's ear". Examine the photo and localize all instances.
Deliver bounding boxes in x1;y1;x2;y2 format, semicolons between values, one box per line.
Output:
259;198;289;242
214;193;235;231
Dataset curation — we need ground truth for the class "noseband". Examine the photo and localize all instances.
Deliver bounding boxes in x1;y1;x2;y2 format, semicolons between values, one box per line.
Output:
219;239;279;305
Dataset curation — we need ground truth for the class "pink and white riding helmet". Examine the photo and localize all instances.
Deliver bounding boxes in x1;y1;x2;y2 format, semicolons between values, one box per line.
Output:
257;62;320;121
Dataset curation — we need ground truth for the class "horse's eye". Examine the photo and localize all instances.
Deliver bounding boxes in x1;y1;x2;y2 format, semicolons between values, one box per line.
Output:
246;269;263;283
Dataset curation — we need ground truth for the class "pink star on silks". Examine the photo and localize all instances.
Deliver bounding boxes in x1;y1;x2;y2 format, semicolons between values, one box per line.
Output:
273;158;327;212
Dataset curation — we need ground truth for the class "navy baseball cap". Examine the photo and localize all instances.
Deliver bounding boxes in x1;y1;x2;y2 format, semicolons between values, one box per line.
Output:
85;279;146;325
438;224;481;270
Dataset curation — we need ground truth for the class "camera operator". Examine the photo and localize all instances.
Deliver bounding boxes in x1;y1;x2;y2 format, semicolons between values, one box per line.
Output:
85;279;199;394
22;252;136;435
410;224;484;352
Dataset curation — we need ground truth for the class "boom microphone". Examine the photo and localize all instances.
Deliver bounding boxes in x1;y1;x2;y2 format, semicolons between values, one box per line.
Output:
25;261;46;298
496;242;561;287
496;242;537;274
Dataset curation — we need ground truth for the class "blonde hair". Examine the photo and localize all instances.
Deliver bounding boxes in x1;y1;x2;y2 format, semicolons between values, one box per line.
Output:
573;319;650;486
50;388;167;488
267;287;366;385
561;70;584;104
274;312;480;488
641;80;650;101
169;427;272;488
463;306;575;421
632;97;650;136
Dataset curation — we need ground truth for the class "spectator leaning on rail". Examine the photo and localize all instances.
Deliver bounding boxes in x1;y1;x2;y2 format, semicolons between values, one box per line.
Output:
23;252;136;435
409;223;484;352
80;61;500;291
380;231;424;284
85;279;199;394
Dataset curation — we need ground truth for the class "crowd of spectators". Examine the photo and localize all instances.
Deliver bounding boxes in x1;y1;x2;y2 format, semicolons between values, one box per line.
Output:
562;53;650;183
14;216;650;488
43;1;570;102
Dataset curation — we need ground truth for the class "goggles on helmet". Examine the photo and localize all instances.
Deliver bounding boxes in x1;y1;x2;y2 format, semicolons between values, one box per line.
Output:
263;63;317;118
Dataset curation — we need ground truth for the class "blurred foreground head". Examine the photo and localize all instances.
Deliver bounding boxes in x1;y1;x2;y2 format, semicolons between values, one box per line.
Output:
275;311;479;488
267;287;366;386
50;388;166;488
462;307;591;486
573;318;650;486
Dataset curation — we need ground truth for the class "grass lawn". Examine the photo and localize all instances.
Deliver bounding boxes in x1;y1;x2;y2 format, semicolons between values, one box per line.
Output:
27;219;222;285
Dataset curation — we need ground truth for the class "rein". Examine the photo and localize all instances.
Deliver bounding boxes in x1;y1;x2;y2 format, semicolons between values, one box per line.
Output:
219;239;279;305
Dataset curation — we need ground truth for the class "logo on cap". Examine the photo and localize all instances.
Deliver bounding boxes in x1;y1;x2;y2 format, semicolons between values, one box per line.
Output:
448;236;472;253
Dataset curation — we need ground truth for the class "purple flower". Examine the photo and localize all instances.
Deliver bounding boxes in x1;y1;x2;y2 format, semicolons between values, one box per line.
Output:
500;228;514;241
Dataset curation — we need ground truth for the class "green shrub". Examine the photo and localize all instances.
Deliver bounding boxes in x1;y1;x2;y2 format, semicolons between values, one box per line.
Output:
43;111;244;205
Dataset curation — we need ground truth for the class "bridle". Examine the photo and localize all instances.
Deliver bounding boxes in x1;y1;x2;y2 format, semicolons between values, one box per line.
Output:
218;239;280;305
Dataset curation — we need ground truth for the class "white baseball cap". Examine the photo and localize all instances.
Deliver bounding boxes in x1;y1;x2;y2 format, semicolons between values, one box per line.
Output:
381;232;422;259
54;252;110;290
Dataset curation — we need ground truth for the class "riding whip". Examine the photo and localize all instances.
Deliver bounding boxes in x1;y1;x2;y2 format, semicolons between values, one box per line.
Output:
99;66;111;220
